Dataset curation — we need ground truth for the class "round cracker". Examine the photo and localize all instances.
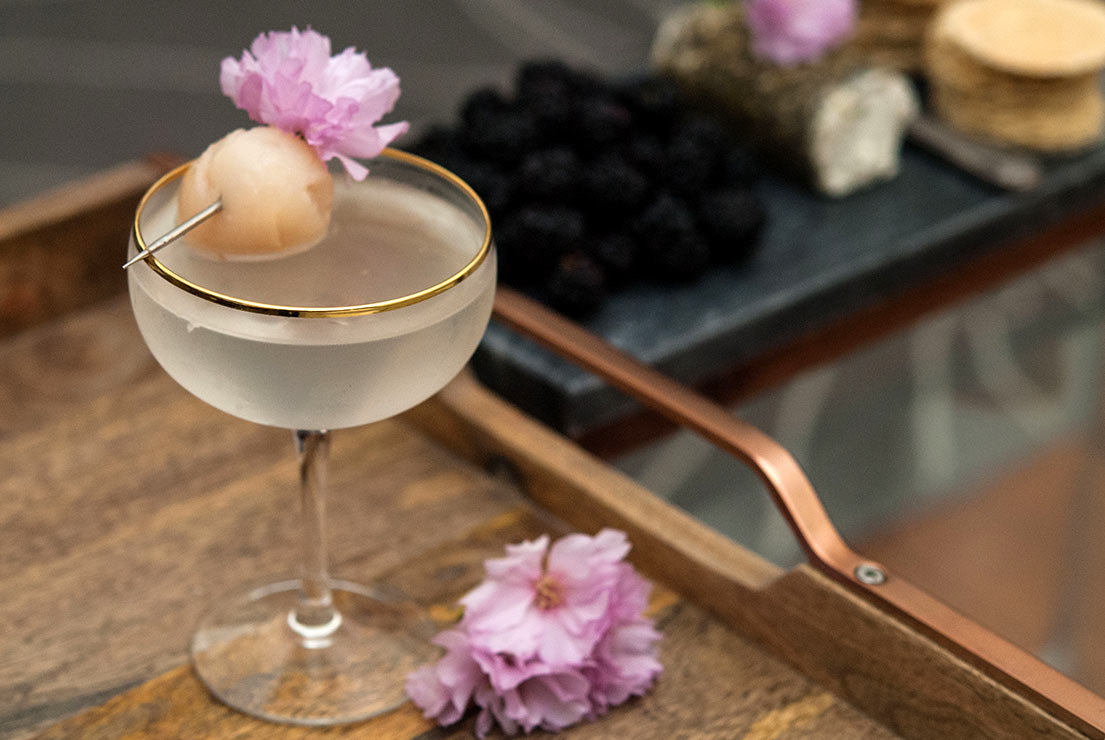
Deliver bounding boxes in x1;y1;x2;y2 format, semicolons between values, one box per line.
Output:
935;0;1105;77
926;31;1099;96
932;83;1104;149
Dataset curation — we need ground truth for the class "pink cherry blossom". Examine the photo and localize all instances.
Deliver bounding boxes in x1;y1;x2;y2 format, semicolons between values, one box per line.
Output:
220;27;408;180
406;529;662;736
583;562;662;714
745;0;857;66
405;629;485;726
460;529;631;666
478;666;593;735
585;618;663;714
405;627;594;737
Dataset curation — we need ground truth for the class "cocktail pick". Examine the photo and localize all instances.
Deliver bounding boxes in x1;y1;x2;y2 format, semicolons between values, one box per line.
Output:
122;199;223;269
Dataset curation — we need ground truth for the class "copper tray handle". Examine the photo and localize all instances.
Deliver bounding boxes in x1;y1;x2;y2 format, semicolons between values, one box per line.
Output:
492;286;1105;738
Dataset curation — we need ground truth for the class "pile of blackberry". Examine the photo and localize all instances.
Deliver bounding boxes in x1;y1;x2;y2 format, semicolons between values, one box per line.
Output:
409;60;765;317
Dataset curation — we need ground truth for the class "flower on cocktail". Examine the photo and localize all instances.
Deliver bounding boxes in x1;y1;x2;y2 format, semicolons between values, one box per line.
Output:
220;27;409;181
130;28;408;263
406;529;662;737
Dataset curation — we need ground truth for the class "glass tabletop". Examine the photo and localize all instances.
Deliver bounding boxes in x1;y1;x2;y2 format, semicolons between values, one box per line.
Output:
608;233;1105;695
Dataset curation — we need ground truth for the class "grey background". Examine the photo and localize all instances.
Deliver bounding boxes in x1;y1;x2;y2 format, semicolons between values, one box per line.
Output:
0;0;682;207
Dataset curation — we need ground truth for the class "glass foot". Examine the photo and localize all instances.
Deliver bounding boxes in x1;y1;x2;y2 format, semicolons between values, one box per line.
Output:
190;579;439;726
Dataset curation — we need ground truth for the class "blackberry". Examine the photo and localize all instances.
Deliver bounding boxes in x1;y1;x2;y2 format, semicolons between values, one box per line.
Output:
516;59;577;97
438;62;769;307
516;60;576;138
407;124;460;163
626;133;666;174
586;231;639;282
581;153;650;219
561;65;605;98
574;95;633;153
518;59;604;98
546;251;607;318
697;187;765;263
494;205;585;286
450;159;515;220
717;147;763;188
518;147;582;203
523;89;574;140
664;136;718;198
670;114;728;158
459;86;510;129
460;109;541;166
634;193;711;282
428;148;475;178
431;150;479;190
617;75;681;134
662;114;733;195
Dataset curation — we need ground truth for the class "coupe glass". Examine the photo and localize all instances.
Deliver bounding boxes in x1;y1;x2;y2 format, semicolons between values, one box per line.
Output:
126;149;496;725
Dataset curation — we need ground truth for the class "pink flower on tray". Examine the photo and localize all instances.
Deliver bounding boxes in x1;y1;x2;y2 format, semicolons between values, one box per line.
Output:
220;27;409;180
745;0;857;66
461;529;632;665
405;528;662;737
406;628;593;736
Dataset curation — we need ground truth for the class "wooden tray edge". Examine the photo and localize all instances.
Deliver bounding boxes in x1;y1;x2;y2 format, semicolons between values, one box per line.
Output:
409;370;1091;740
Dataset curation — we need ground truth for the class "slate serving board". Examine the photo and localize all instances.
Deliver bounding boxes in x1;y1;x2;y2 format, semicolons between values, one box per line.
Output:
473;142;1105;436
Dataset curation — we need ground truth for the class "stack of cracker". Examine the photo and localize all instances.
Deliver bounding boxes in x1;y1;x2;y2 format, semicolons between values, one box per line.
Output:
925;0;1105;152
852;0;951;72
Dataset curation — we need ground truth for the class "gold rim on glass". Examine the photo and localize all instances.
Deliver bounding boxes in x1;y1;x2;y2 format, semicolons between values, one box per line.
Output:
132;148;492;318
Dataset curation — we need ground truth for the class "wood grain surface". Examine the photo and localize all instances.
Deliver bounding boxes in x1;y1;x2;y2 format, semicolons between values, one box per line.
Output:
0;161;166;339
2;296;898;740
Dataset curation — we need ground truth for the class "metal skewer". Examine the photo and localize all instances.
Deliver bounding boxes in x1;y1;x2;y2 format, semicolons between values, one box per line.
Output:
122;199;223;269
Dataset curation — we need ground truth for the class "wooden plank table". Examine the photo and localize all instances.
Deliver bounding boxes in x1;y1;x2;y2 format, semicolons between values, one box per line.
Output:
0;295;895;740
0;165;1093;739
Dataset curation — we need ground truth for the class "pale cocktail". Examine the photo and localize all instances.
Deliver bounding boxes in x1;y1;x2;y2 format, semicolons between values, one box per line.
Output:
127;149;495;724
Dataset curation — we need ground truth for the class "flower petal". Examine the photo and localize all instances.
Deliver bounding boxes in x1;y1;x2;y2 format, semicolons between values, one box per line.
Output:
486;535;548;581
220;27;407;177
404;665;449;719
547;528;630;574
515;671;592;732
461;580;536;632
746;0;857;65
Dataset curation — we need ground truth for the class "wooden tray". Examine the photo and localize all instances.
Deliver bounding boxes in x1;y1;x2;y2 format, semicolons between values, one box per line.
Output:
0;164;1094;739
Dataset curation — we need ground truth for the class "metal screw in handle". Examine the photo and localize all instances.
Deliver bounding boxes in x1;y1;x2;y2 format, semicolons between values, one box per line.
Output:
855;563;888;586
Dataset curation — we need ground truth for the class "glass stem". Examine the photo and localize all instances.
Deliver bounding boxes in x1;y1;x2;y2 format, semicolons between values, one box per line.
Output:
291;429;339;638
